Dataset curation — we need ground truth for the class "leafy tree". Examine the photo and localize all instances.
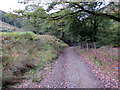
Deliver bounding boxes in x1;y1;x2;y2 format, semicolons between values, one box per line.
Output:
6;4;47;33
7;1;119;46
97;19;119;46
46;2;119;46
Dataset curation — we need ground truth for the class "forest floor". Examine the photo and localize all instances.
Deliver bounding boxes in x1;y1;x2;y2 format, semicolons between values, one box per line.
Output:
13;47;115;88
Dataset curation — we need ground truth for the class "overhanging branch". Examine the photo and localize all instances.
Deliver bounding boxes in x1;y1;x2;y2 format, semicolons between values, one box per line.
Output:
50;10;83;20
72;2;120;22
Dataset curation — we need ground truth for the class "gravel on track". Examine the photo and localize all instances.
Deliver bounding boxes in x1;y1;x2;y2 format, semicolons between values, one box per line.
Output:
38;47;104;88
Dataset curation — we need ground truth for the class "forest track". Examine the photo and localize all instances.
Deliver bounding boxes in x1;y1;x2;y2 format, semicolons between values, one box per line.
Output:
38;47;104;88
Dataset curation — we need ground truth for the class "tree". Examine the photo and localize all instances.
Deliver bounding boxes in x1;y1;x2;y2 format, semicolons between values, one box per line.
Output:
7;1;119;46
47;2;120;22
7;4;48;33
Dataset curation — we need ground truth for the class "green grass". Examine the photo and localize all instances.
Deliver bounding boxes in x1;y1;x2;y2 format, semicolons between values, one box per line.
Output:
0;32;68;88
0;31;40;41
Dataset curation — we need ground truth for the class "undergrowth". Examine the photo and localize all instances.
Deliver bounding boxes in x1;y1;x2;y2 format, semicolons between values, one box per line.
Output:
0;32;67;88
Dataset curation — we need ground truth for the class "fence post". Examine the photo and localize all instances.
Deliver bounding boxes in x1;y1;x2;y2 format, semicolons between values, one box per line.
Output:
110;43;113;61
94;42;97;56
85;43;87;51
80;43;82;49
87;43;89;51
81;43;83;49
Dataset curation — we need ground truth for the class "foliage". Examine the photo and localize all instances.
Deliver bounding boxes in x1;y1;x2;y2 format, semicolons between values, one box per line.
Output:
1;32;67;88
7;4;48;34
6;2;119;46
0;10;22;28
96;19;119;46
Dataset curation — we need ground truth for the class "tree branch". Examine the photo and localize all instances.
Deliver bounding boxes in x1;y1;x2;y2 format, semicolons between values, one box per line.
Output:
73;3;120;22
50;10;83;20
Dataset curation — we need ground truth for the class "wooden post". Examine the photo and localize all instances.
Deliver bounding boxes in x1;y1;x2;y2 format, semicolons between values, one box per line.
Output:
87;43;89;51
80;43;82;49
85;44;87;51
81;43;83;49
94;42;97;56
110;43;113;61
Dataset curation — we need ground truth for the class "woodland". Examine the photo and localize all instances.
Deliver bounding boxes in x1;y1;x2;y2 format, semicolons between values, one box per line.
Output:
1;1;120;88
4;1;120;46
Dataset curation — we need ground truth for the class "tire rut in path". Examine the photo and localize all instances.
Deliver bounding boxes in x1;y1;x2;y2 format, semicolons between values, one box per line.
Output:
38;47;104;88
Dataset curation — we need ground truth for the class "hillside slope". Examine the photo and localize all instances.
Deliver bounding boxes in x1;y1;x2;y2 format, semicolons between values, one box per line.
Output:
0;21;23;31
0;10;22;28
0;32;67;88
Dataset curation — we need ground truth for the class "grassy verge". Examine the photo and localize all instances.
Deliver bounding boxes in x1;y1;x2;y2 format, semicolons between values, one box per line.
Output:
0;32;67;88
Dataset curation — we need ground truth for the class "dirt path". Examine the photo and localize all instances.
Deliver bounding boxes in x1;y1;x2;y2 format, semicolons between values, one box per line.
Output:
38;47;104;88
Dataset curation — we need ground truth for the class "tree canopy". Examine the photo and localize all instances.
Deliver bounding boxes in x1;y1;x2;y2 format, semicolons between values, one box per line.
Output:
6;1;120;46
